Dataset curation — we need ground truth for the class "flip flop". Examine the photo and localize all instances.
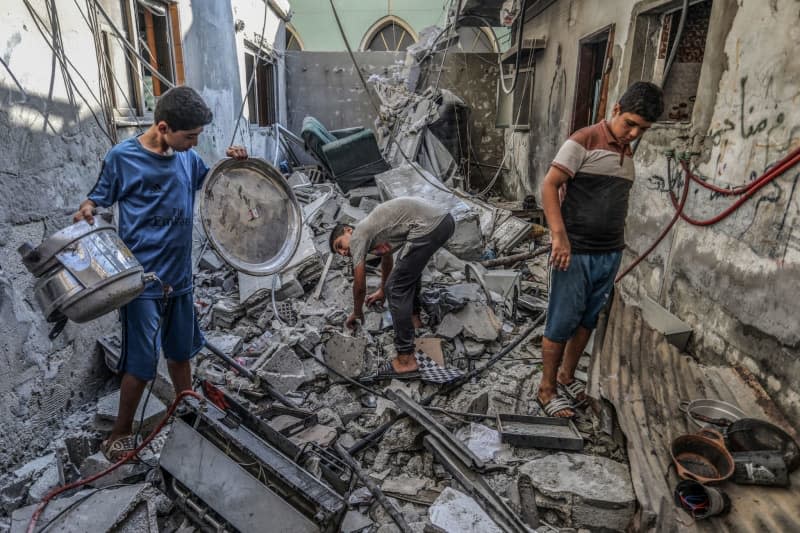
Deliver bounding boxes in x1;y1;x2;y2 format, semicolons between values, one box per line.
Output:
536;395;575;418
558;379;588;408
100;435;138;462
373;360;421;380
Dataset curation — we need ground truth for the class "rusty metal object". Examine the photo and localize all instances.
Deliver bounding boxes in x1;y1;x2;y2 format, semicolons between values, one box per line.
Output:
671;428;734;484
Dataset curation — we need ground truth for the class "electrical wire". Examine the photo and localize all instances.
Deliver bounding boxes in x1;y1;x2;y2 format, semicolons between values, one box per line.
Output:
21;0;114;144
327;0;457;197
498;0;529;95
615;153;689;282
26;390;206;533
229;0;272;147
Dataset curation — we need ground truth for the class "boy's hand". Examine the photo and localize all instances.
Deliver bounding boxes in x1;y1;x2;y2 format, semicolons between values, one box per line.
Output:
226;145;248;160
345;312;363;330
73;200;97;224
365;288;385;307
550;232;571;271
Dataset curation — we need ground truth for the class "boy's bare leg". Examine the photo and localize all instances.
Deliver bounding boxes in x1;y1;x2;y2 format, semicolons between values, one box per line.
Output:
109;373;147;443
558;326;592;385
167;359;193;393
536;337;574;417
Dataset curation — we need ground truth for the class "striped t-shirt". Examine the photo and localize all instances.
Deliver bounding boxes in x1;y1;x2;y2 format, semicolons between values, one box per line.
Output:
550;120;635;253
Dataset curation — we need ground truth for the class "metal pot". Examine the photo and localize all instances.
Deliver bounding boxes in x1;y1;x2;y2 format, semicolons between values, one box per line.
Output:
19;217;147;323
671;428;735;484
678;398;747;428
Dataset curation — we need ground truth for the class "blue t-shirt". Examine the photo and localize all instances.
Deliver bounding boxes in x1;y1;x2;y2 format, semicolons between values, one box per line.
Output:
88;137;209;298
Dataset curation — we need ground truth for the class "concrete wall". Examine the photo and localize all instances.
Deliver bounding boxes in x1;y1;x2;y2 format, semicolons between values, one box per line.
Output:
0;0;117;469
0;0;286;469
418;52;505;190
284;51;406;133
504;0;800;422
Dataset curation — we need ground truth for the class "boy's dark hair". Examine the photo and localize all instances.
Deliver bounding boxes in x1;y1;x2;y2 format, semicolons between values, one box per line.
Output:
618;82;664;123
329;223;352;252
154;86;213;131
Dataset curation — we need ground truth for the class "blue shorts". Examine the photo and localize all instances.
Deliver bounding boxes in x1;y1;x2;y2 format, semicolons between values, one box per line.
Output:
119;293;205;381
544;251;622;343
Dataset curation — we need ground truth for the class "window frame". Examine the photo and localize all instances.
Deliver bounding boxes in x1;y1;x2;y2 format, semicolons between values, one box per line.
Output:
244;45;277;128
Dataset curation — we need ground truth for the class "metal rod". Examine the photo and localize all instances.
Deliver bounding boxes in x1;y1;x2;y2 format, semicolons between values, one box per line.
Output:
204;340;298;408
479;246;550;268
348;313;545;455
334;443;412;533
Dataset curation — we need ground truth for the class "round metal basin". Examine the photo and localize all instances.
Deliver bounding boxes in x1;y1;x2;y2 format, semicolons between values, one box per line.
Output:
199;158;302;276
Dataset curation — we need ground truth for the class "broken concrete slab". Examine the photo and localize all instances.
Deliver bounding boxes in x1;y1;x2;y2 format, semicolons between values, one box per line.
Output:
94;390;166;433
381;476;429;497
252;343;307;394
336;204;368;225
238;271;280;304
79;452;150;489
358;197;380;213
438;302;501;342
204;332;244;357
289;424;338;448
10;483;152;533
428;487;503;533
324;332;367;378
519;453;636;531
341;510;374;533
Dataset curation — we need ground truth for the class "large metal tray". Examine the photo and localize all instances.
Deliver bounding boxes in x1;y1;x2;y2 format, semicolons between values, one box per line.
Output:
496;413;583;451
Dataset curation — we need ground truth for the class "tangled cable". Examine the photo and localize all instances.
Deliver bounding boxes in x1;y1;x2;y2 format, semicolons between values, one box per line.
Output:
26;390;205;533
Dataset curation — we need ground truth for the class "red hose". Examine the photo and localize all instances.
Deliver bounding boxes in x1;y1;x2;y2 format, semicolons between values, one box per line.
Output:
684;145;800;197
616;156;691;282
27;390;205;533
672;148;800;226
616;145;800;282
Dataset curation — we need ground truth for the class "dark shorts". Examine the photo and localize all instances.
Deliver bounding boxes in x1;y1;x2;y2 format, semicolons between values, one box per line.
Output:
544;251;621;343
119;293;204;381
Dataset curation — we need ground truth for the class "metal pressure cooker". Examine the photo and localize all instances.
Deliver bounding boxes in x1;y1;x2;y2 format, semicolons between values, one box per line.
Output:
18;215;151;324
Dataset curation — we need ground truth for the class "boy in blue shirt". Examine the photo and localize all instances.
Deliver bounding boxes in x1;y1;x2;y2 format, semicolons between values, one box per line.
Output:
74;86;247;460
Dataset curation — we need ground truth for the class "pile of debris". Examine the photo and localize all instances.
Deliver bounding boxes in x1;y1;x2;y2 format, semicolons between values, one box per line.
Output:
1;165;638;532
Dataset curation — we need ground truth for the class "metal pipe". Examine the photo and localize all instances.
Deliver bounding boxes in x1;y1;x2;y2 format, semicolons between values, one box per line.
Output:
348;313;545;455
334;443;412;533
204;340;298;408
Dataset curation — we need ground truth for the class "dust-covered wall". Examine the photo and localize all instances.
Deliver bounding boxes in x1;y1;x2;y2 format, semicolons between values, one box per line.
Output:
284;51;406;134
0;0;117;469
0;0;288;470
501;0;800;422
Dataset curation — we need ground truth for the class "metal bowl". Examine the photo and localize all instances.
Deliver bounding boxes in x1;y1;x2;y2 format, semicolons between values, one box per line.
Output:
199;158;302;276
678;398;748;428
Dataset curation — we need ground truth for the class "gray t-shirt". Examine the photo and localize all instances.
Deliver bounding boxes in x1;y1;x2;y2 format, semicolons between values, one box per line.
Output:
350;197;447;266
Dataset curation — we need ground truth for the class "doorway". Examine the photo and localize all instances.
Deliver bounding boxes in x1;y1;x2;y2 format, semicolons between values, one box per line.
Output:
571;26;615;133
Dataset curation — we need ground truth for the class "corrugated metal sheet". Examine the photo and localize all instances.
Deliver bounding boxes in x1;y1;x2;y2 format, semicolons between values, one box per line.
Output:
588;293;800;532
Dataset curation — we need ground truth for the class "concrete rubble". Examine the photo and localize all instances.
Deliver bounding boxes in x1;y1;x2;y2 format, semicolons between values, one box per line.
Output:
0;26;636;533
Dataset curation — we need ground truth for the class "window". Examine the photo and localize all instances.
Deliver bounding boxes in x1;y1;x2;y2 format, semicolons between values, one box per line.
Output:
99;0;184;119
495;38;544;130
245;50;276;126
628;0;713;123
571;26;614;133
456;26;496;53
285;24;303;51
361;17;417;52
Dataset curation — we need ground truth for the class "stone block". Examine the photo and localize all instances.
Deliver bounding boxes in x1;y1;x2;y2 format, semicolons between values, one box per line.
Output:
79;453;149;489
198;250;225;271
324;333;367;378
336;204;368;225
519;453;636;531
381;476;429;496
289;424;338;448
94;390;166;433
203;332;244;357
252;343;307;394
428;487;503;533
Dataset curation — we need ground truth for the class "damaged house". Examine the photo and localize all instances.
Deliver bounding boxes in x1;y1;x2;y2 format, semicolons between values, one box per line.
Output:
1;0;799;532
